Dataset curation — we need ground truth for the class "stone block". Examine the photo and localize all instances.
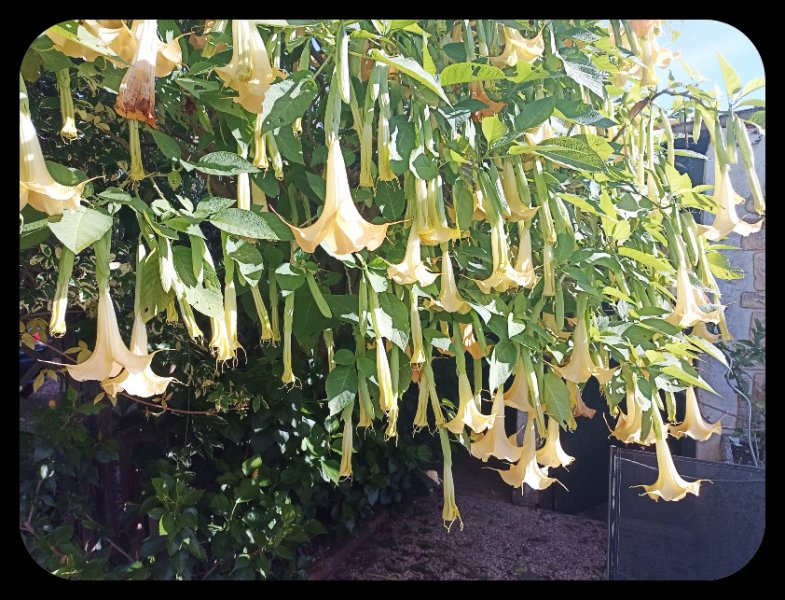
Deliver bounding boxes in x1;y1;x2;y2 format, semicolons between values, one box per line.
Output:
753;252;765;291
740;291;765;310
741;225;765;251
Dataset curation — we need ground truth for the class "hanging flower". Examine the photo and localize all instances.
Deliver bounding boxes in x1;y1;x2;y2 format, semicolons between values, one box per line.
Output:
476;218;534;293
524;119;554;146
553;317;597;384
500;160;539;222
460;323;488;361
215;20;275;114
285;138;390;255
610;382;656;446
692;321;720;343
49;249;75;337
536;417;575;469
439;429;463;531
470;386;523;463
635;409;706;501
19;76;87;215
497;417;562;491
503;361;535;413
427;248;471;314
114;19;159;127
669;387;723;442
387;225;439;287
338;405;354;480
489;26;544;67
375;339;396;413
698;161;764;241
665;262;722;328
408;291;427;368
417;176;460;246
568;381;596;419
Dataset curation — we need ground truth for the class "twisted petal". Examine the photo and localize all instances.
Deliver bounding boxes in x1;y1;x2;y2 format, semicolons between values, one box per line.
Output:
669;387;723;442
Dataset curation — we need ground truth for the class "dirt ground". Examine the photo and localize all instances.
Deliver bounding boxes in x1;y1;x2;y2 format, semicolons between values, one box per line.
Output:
329;451;608;581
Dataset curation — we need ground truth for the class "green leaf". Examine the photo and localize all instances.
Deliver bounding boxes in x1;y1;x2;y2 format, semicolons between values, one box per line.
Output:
375;181;405;220
388;116;416;176
183;284;223;319
171;245;198;288
706;251;744;280
374;292;410;351
326;365;358;416
554;100;616;128
687;335;728;369
48;207;113;255
514;97;555;131
481;114;507;146
148;129;182;162
369;49;450;105
454;179;474;230
558;192;600;216
274;126;305;165
275;263;306;293
542;372;573;430
209;208;293;241
439;62;506;85
739;77;765;99
333;349;355;366
661;365;716;394
139;251;172;322
747;110;765;131
20;213;53;249
561;59;606;98
39;49;72;73
225;237;265;285
261;72;318;130
512;136;605;172
488;340;518;390
193;197;236;218
409;148;439;180
181;151;259;176
717;52;741;98
618;246;675;274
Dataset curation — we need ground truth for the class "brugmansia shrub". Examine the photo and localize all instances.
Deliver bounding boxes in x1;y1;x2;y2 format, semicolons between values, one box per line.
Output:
20;18;764;577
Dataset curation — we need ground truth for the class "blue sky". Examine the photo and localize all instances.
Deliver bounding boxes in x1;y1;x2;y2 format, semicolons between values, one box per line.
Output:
659;19;765;103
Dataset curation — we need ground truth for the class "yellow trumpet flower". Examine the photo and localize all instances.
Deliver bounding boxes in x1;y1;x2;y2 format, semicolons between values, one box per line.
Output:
417;176;460;246
699;161;763;241
500;160;539;222
387;225;440;287
439;428;463;531
553;317;595;384
49;248;74;338
208;315;234;363
375;340;396;413
665;262;721;329
427;248;471;314
114;19;159;127
536;417;575;469
497;417;562;491
470;386;523;463
476;218;534;293
635;409;705;501
285;138;389;255
338;404;354;480
19;76;86;215
669;387;723;442
610;382;656;446
469;82;506;121
446;369;494;434
216;20;275;114
489;26;544;67
503;361;535;413
568;381;596;419
409;291;427;368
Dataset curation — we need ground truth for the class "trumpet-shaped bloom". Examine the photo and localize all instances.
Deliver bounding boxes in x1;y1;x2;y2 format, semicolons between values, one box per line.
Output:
338;405;354;480
376;340;396;413
417;177;460;246
665;262;722;328
460;323;488;360
692;321;720;343
490;27;544;67
469;82;506;121
409;292;427;367
439;429;463;531
500;160;539;222
476;218;534;293
536;417;575;469
427;249;471;314
66;287;155;386
215;20;275;114
524;119;554;146
208;316;235;362
636;409;705;501
446;370;494;434
699;162;763;241
612;21;679;88
19;77;86;215
553;317;597;384
497;418;562;491
470;387;523;463
49;248;74;338
503;362;535;413
670;387;723;442
387;225;439;286
114;19;159;127
610;384;656;446
569;381;596;419
285;138;390;255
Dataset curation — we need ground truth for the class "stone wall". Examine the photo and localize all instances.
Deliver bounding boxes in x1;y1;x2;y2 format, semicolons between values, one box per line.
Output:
695;123;765;461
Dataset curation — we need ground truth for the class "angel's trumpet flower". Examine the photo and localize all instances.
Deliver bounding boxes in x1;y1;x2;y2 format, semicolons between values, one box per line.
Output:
524;119;554;146
500;160;538;222
469;81;505;121
427;248;471;314
375;340;396;413
19;76;86;215
387;225;439;286
610;382;656;446
409;290;427;368
338;404;354;480
114;19;159;127
489;26;544;67
56;69;77;140
569;381;596;419
514;222;537;288
635;409;705;501
418;177;460;246
497;417;562;491
447;320;494;434
699;161;763;241
536;417;575;469
177;295;203;341
613;21;679;88
439;429;463;531
281;292;298;385
216;20;275;114
476;218;534;293
285;138;389;255
471;386;523;463
503;361;535;413
669;387;723;442
553;316;596;384
692;321;720;343
665;262;722;328
49;248;75;338
460;323;488;361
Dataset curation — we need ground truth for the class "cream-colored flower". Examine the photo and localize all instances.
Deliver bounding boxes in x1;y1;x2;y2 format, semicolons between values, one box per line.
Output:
338;404;354;480
476;218;534;293
665;262;722;328
490;26;544;68
610;382;656;446
503;361;535;413
387;225;439;286
49;249;74;337
286;138;389;255
692;321;720;343
568;381;596;419
208;315;234;362
114;19;159;127
417;176;460;246
669;387;723;442
470;386;523;463
497;417;562;491
439;429;463;531
536;417;575;469
500;160;539;222
553;317;597;384
447;340;494;435
215;20;275;114
427;248;471;314
460;323;488;361
636;409;705;501
19;76;86;215
375;340;396;413
699;162;763;241
409;291;427;368
524;119;554;146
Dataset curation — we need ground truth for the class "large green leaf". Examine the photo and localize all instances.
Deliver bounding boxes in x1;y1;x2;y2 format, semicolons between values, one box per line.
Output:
369;49;450;104
209;208;293;241
561;58;606;98
373;292;410;351
481;115;507;146
488;340;518;391
511;136;605;172
225;237;265;285
139;251;172;323
706;251;744;280
388;116;416;176
181;151;259;176
326;365;358;416
48;207;113;255
148;129;182;162
661;364;716;394
554;99;616;128
542;372;573;430
261;72;318;130
717;52;741;98
440;62;506;85
618;246;675;274
514;97;555;131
